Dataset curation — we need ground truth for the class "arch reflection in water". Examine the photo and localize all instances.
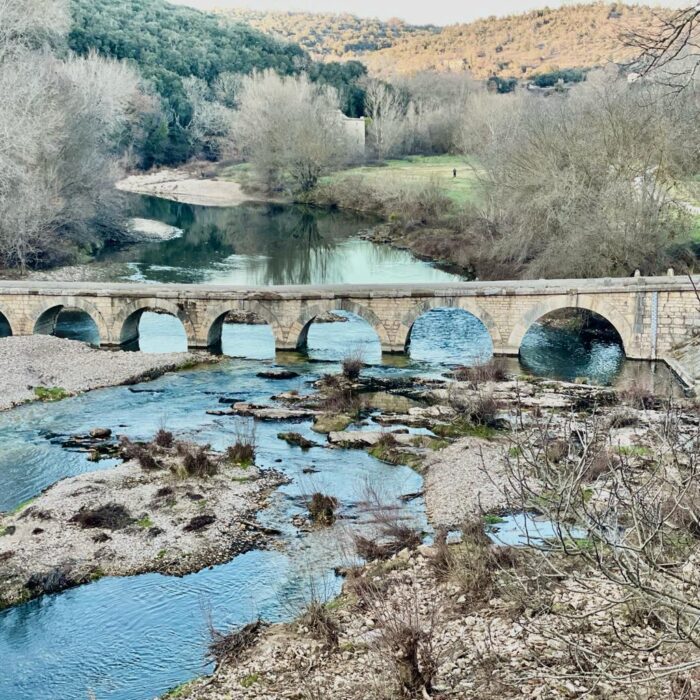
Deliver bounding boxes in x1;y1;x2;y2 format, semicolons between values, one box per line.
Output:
519;308;625;385
301;310;382;364
221;324;275;360
407;308;493;365
0;311;11;337
122;312;188;353
34;307;100;346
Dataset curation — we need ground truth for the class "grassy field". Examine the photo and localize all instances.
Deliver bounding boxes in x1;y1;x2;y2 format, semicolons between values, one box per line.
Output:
322;155;481;206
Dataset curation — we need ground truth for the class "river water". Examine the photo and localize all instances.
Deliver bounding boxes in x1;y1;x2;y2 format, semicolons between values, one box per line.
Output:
0;196;680;700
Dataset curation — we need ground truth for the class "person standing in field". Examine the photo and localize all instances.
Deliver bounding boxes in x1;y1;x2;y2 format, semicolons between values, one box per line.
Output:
453;168;457;178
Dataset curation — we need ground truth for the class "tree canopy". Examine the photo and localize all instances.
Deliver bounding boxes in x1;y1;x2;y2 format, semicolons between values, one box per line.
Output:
68;0;367;167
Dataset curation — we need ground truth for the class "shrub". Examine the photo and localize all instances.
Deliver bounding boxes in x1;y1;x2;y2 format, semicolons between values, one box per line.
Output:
454;358;509;385
154;429;174;448
119;437;161;471
308;492;339;525
298;600;339;648
208;620;265;670
226;421;256;467
70;503;133;530
183;445;218;477
616;379;657;410
430;521;516;605
34;386;70;402
341;349;364;381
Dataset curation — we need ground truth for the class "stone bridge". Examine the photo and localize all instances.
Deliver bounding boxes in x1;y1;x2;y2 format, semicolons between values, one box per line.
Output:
0;277;698;361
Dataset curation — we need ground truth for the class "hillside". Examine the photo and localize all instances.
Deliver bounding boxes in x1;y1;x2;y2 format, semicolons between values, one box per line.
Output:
363;3;667;78
215;8;438;60
219;3;669;79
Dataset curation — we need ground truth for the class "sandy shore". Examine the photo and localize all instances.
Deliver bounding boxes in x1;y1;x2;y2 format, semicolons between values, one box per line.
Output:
117;168;266;207
0;336;208;411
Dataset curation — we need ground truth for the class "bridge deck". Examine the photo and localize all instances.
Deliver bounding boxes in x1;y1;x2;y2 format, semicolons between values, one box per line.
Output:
0;275;696;300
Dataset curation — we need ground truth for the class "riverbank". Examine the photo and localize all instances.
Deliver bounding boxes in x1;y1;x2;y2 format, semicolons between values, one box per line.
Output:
166;367;700;699
0;336;209;411
0;435;285;609
117;166;271;208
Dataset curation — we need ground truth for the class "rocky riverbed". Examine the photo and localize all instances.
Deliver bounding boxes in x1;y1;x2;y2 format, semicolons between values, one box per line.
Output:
164;364;700;699
0;434;285;609
0;336;209;410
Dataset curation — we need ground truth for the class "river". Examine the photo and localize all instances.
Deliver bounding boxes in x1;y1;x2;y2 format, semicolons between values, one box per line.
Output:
0;196;680;700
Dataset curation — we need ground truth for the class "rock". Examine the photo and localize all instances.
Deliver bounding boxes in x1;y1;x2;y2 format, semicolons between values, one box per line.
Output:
417;544;438;559
90;428;112;439
257;370;300;380
311;413;353;434
183;514;216;532
277;432;318;450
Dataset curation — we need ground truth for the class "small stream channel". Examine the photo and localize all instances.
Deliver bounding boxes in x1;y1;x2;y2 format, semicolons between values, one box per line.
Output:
0;196;682;699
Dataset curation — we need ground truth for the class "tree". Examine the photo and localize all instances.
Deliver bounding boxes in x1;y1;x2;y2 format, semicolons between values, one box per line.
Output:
625;4;700;89
233;70;348;192
0;2;145;270
361;78;406;161
461;71;700;279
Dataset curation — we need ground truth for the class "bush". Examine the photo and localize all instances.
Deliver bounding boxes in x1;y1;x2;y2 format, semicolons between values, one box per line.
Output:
308;492;339;525
341;351;364;381
70;503;133;530
208;620;265;670
226;421;256;467
298;599;339;648
119;437;161;471
454;358;509;385
182;445;218;477
616;380;657;410
154;429;174;448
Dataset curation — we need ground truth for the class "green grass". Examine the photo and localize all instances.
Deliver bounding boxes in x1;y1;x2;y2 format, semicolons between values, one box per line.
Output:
240;673;260;689
483;514;506;525
9;497;35;516
322;155;482;206
137;515;154;528
432;420;499;440
616;445;652;458
34;386;70;402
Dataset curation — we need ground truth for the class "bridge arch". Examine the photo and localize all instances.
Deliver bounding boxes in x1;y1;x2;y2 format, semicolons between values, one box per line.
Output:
205;302;281;348
293;300;389;351
508;296;633;355
117;301;194;348
402;298;501;351
0;307;12;337
32;299;107;345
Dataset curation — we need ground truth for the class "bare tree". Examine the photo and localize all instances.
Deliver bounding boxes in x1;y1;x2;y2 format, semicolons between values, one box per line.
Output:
462;71;699;279
495;403;700;687
233;70;348;192
0;9;145;270
625;4;700;89
361;78;406;161
183;77;235;159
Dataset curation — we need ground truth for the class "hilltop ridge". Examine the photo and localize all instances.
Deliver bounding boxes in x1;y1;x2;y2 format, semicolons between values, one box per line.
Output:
219;3;669;78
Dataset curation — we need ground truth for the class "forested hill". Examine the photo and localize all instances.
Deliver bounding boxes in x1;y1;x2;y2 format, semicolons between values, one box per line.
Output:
219;3;666;79
68;0;366;166
217;8;438;60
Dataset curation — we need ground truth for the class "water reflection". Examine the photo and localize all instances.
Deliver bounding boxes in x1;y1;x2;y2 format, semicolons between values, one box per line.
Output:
520;322;624;385
48;310;100;347
0;312;11;337
97;197;461;286
408;308;493;365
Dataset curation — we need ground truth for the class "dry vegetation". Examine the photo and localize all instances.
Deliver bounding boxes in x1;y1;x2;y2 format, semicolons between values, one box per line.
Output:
223;4;670;80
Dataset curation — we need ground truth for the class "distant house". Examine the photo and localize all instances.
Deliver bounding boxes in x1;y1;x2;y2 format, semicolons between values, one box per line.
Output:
335;110;366;161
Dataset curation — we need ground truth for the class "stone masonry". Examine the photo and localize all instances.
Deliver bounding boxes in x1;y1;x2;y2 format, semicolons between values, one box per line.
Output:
0;277;698;364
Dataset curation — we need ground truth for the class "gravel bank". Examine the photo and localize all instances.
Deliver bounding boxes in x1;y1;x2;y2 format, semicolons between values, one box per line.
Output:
0;336;206;411
423;437;509;527
117;168;265;207
0;446;284;609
